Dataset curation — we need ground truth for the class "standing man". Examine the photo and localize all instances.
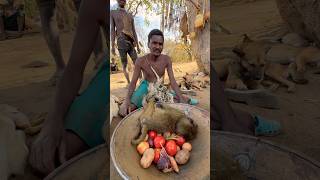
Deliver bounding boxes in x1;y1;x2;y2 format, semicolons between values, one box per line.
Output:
36;0;105;86
111;0;140;85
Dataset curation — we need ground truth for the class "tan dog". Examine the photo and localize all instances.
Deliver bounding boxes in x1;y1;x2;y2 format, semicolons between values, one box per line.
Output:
214;35;296;92
214;34;320;92
265;43;320;83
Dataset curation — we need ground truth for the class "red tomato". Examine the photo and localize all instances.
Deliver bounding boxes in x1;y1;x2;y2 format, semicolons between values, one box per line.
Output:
154;136;166;148
153;148;161;163
176;136;186;147
165;140;177;156
148;130;157;140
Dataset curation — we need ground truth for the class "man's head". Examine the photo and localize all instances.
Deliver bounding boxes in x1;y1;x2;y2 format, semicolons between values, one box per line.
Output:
148;29;164;57
117;0;126;8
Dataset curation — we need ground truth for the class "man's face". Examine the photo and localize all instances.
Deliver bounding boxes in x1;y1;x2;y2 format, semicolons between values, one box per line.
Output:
117;0;126;8
148;35;164;57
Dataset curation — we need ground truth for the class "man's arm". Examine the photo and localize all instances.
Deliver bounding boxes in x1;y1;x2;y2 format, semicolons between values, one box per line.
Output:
51;0;105;126
132;17;140;52
110;11;116;54
119;58;141;116
29;0;106;174
166;57;186;103
125;58;141;105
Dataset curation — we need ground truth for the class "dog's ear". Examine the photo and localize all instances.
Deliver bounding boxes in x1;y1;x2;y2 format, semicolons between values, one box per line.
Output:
232;47;245;57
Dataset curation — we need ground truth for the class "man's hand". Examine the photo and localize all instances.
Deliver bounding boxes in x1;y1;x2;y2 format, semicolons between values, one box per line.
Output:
119;103;128;117
29;121;66;175
119;102;131;117
179;96;189;104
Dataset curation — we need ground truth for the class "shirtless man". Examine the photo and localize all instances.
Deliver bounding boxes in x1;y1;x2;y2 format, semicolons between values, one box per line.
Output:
36;0;104;86
111;0;140;85
29;0;107;175
119;29;188;116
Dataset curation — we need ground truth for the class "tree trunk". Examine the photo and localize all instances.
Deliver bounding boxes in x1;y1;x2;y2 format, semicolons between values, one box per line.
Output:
185;0;210;74
160;0;165;31
168;0;174;29
165;0;169;29
276;0;320;47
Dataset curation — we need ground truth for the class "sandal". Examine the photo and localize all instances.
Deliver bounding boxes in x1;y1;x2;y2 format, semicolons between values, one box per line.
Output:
189;98;199;105
170;91;199;105
254;115;281;136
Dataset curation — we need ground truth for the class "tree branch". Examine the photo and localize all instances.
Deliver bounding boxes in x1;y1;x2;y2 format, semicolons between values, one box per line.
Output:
132;1;142;17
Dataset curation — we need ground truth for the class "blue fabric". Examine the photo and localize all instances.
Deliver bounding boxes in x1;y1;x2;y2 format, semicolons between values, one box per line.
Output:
130;80;149;108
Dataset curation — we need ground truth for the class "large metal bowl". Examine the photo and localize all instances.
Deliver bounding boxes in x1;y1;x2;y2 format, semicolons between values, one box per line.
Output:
212;131;320;179
111;103;210;180
44;144;108;180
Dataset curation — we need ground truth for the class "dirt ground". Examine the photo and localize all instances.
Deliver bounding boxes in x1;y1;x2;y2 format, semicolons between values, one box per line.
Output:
213;0;320;163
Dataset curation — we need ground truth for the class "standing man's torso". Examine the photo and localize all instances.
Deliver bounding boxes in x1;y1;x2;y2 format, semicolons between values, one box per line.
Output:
111;9;134;40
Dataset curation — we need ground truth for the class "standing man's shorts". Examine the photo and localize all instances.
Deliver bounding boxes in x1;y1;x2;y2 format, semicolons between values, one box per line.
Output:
117;35;137;68
64;58;109;148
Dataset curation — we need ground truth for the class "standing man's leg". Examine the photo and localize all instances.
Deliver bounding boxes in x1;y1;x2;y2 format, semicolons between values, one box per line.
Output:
128;41;138;65
36;0;65;85
117;37;131;84
119;49;130;84
128;42;142;78
17;5;25;36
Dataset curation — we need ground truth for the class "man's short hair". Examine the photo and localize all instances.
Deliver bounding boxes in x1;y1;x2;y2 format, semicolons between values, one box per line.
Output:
148;29;164;44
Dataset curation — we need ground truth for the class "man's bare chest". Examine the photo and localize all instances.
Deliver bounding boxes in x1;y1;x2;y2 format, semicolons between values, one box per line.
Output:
112;11;132;26
142;63;166;78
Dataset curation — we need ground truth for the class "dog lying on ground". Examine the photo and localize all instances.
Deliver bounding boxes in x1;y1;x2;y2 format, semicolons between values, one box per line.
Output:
213;34;320;92
213;34;296;92
265;43;320;83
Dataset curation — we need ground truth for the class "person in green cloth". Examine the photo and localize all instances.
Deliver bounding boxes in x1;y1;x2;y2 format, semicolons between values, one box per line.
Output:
29;0;108;175
119;29;197;117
